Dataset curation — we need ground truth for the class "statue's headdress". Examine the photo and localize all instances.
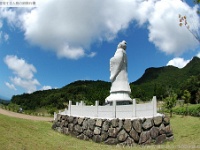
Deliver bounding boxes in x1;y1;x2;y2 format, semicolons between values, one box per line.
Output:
117;40;127;50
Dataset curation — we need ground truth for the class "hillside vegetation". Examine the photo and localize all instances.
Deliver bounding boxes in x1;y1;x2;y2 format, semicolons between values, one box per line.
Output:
9;57;200;111
11;80;110;111
131;57;200;101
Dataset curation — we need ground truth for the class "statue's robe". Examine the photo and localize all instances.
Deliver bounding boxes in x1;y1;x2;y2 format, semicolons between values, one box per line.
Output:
109;48;131;93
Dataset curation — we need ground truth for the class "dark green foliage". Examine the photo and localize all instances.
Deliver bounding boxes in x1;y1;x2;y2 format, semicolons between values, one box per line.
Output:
11;80;110;110
163;91;177;117
130;57;200;100
11;88;67;110
61;80;110;105
180;75;200;104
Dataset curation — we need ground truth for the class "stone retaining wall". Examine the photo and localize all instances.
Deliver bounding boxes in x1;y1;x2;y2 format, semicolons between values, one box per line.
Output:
52;115;173;146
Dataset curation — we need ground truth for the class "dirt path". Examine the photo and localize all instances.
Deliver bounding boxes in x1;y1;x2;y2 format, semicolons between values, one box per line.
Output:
0;108;53;121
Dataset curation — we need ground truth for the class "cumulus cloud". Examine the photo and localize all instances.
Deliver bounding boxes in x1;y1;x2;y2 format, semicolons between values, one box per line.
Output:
10;76;40;93
148;0;199;55
166;57;190;68
19;0;138;59
1;0;199;59
4;55;40;93
4;55;36;79
87;52;97;58
41;85;52;91
5;82;17;91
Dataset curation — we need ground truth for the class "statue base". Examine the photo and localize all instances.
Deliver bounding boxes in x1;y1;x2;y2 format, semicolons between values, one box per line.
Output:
105;92;132;105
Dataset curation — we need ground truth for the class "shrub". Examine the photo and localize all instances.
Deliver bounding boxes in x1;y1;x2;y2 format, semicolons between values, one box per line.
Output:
173;104;200;117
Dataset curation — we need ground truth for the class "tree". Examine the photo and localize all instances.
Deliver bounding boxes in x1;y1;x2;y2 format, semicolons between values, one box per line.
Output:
164;91;177;117
195;89;200;104
181;75;200;104
181;90;191;116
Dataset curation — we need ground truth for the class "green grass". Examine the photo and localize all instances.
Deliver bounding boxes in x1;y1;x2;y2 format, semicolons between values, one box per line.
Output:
164;115;200;149
0;114;199;150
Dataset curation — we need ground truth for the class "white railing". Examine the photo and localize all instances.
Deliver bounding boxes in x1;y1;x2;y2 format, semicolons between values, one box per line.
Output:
56;96;159;119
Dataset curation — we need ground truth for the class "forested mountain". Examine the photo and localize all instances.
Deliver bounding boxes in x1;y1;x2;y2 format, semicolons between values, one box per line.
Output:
11;57;200;110
130;57;200;100
11;80;110;110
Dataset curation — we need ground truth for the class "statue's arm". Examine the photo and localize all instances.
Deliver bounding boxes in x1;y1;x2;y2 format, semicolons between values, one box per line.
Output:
110;49;123;82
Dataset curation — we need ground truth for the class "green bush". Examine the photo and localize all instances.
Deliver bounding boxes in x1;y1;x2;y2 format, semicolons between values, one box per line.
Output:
47;107;57;116
173;104;200;116
7;103;20;112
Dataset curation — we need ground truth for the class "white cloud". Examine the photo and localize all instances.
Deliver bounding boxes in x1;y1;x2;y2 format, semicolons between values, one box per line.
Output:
148;0;199;56
4;55;40;93
1;0;199;59
0;8;17;27
41;85;52;91
4;55;36;79
166;57;190;68
57;45;85;59
19;0;138;59
87;52;97;58
10;77;40;93
0;7;31;28
5;82;17;91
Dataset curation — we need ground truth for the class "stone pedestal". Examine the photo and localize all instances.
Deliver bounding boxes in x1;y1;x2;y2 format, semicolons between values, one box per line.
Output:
52;115;173;146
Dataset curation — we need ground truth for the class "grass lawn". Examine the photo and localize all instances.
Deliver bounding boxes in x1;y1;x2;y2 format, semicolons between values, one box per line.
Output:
0;114;199;150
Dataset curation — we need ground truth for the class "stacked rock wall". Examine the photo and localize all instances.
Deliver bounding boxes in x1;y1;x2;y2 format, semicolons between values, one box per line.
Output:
52;115;173;146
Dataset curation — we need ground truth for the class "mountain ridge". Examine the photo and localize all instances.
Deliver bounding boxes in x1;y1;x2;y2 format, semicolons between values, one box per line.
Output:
130;56;200;99
10;56;200;109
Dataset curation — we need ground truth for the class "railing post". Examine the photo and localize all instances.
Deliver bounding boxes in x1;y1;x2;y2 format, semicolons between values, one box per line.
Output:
54;112;57;120
153;96;157;116
69;100;72;116
113;101;116;118
95;100;99;117
132;99;136;117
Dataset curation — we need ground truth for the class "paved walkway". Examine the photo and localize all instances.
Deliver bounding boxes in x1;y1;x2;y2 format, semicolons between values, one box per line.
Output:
0;108;53;121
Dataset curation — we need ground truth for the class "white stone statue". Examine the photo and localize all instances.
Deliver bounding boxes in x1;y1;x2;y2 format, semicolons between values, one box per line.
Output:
105;40;132;104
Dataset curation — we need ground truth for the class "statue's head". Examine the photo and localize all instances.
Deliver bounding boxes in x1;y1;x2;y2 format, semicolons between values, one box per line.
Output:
117;40;127;50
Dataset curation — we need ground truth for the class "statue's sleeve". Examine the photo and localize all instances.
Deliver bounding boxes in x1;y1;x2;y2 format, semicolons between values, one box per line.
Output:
110;49;123;82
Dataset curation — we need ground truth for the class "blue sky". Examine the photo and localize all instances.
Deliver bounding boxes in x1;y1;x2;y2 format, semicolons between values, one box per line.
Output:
0;0;200;99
